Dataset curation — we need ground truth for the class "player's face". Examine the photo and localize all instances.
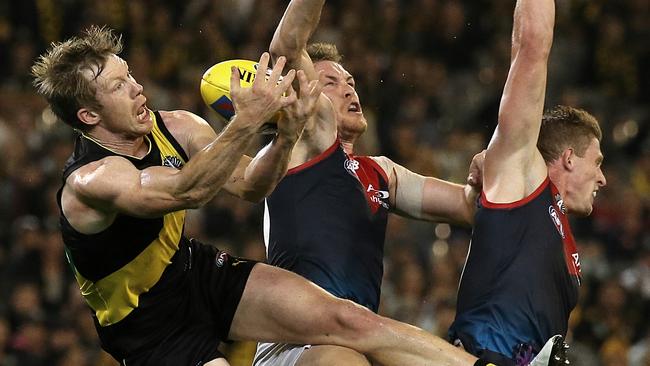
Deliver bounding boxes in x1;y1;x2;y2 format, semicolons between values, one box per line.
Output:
91;55;152;137
314;61;367;137
565;137;606;216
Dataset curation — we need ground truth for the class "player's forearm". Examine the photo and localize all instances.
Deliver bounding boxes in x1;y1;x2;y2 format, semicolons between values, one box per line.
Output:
174;117;258;207
270;0;326;58
239;133;298;202
420;179;474;227
512;0;554;59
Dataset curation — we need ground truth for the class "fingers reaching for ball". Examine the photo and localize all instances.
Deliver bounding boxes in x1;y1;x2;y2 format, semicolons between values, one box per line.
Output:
229;52;298;129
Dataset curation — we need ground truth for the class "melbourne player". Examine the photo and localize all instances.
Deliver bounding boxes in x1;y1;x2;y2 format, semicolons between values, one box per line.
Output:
448;0;606;365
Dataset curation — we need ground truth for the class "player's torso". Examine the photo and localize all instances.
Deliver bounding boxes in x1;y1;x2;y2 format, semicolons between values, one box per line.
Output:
58;111;189;327
449;178;580;359
264;141;390;312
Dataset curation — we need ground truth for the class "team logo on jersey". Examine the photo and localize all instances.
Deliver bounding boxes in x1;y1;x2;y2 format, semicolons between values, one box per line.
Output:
554;193;566;214
344;158;360;177
215;251;229;268
162;156;184;170
367;184;390;209
548;206;565;239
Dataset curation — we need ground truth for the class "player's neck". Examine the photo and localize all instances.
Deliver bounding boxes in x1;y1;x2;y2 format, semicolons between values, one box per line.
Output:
339;139;355;154
82;130;151;159
547;162;569;199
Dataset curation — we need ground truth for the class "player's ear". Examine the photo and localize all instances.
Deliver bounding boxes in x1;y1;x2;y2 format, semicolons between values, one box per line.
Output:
561;148;574;171
77;108;101;127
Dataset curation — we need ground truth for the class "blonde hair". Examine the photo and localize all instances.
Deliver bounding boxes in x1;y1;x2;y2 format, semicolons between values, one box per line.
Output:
307;42;343;63
31;26;123;131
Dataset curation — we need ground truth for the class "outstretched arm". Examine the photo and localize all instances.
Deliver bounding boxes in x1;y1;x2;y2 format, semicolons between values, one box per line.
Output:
225;69;324;201
63;53;296;228
484;0;555;203
270;0;325;79
371;155;481;227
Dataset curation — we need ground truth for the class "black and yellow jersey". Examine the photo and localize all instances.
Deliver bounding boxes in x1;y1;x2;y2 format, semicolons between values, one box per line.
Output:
57;111;191;349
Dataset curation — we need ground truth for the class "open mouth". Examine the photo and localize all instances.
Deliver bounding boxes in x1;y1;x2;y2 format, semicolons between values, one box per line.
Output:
348;102;361;113
137;105;149;121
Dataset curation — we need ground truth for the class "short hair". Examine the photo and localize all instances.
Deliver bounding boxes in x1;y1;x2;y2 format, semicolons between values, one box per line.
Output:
537;105;603;163
307;42;343;64
31;26;123;131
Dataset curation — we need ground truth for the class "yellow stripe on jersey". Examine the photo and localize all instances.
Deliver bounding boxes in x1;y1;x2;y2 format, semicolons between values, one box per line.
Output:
72;112;187;326
150;112;187;166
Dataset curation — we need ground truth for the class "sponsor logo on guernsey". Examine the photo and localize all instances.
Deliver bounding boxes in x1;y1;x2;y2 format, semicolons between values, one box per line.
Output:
162;156;184;170
572;253;581;270
344;158;360;177
554;193;567;214
367;184;390;209
548;206;565;239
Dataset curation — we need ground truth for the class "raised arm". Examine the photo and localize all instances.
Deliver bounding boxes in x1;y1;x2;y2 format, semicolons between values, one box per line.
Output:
484;0;555;202
225;69;324;201
270;0;325;79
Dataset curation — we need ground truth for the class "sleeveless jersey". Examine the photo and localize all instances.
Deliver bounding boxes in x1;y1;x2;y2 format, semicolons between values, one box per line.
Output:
58;111;189;327
449;177;581;359
263;141;390;312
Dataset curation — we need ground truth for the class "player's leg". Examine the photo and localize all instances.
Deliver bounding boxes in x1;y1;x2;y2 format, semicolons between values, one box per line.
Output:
295;345;371;366
228;263;479;366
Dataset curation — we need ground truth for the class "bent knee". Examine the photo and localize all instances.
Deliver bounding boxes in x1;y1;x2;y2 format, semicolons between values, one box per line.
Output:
323;299;383;336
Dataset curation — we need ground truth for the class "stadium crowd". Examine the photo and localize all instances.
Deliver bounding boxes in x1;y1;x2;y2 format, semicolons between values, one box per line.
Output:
0;0;647;365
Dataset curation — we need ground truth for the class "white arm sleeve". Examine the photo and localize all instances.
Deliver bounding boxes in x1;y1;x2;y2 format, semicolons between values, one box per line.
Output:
369;156;425;219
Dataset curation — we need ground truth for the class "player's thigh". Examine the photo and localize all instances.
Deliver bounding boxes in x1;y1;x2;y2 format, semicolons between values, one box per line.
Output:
228;263;375;345
296;345;371;366
204;358;230;366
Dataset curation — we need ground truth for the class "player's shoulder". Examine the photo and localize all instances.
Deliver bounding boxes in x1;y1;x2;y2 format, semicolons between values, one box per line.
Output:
158;109;209;127
366;155;395;174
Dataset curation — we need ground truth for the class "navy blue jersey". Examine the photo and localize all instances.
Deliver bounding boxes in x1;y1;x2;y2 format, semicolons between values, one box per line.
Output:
449;178;580;360
264;141;390;312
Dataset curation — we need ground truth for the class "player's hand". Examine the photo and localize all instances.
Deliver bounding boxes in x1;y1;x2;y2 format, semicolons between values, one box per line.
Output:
230;53;297;129
276;70;324;142
467;149;486;189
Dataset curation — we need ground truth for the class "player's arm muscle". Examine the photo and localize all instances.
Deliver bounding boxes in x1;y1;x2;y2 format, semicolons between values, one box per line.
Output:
270;0;324;81
485;0;555;200
168;109;295;203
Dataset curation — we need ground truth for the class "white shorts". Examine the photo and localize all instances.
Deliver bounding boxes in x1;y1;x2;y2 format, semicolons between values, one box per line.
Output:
253;342;312;366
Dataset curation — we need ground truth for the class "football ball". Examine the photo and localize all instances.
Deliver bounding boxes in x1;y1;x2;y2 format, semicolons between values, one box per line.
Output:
200;59;278;134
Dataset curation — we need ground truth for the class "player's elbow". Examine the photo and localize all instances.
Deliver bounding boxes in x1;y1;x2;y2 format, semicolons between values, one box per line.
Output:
237;184;271;204
270;35;303;62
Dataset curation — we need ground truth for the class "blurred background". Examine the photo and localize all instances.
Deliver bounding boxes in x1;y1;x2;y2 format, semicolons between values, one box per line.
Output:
0;0;648;365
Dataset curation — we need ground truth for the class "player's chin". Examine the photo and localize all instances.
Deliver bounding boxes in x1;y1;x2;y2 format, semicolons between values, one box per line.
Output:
340;115;367;133
576;204;593;217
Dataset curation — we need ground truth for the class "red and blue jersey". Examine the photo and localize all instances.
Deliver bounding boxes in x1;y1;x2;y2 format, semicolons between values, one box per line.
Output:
449;177;580;360
263;141;390;312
